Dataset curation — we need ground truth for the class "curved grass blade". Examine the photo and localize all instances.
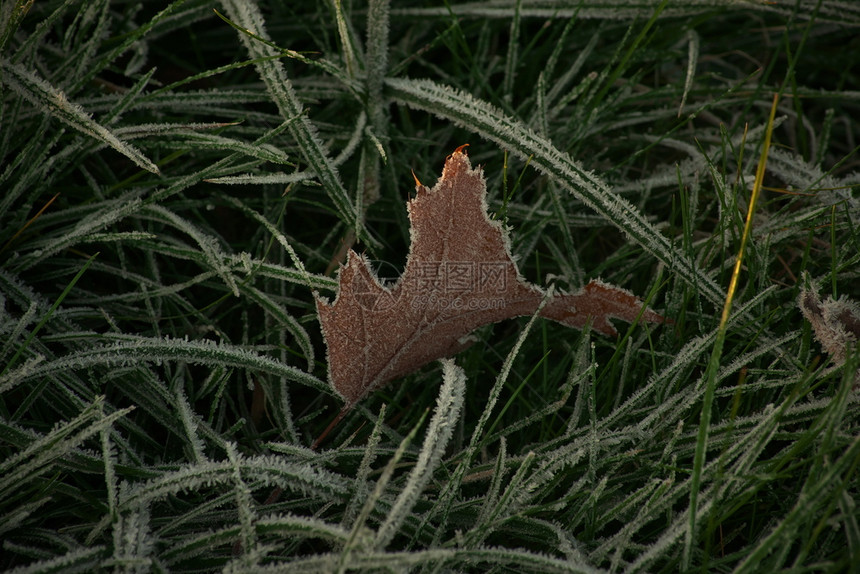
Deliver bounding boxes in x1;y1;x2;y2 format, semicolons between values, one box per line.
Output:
1;60;160;174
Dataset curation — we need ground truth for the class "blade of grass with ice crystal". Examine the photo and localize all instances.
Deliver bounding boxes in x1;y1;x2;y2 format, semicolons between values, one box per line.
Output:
1;60;159;174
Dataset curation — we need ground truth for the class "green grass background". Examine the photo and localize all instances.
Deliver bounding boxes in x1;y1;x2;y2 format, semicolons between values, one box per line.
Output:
1;1;859;572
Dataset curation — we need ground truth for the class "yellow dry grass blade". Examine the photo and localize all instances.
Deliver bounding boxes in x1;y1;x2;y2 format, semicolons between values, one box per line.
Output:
0;192;59;254
684;92;780;569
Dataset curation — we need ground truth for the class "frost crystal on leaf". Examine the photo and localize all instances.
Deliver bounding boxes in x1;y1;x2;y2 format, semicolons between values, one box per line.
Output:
799;281;860;365
316;146;665;407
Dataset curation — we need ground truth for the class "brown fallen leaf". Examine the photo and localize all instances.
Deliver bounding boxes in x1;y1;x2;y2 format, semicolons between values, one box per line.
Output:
799;278;860;365
315;145;666;409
